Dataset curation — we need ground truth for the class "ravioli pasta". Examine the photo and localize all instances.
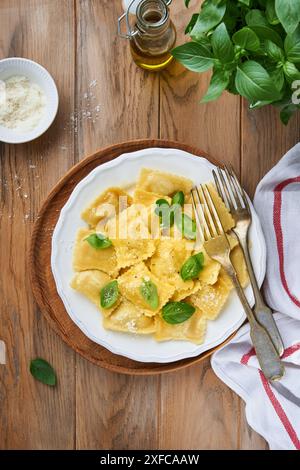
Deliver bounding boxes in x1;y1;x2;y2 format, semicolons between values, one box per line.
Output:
71;168;249;344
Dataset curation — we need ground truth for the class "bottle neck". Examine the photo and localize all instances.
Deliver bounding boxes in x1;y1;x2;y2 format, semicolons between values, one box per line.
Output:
136;0;170;36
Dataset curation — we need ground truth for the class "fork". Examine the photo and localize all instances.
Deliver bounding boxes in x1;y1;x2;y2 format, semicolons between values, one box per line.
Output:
213;166;284;357
191;184;284;381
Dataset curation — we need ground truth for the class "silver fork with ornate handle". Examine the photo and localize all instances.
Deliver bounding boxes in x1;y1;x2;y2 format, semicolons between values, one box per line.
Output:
212;166;284;357
191;184;284;381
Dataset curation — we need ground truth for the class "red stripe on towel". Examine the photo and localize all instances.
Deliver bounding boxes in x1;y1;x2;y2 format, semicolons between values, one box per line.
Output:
241;343;300;449
273;177;300;309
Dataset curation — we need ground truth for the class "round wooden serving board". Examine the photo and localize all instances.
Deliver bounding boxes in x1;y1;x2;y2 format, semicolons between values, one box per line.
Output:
30;139;234;375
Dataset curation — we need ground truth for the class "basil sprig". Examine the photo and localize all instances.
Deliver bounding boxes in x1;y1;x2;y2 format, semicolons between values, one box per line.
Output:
172;1;300;124
30;358;57;386
175;213;197;240
162;301;196;324
100;280;119;309
180;252;204;281
85;233;112;249
140;279;159;310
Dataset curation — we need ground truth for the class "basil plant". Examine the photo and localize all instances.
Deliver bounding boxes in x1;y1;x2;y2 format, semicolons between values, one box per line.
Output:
172;0;300;124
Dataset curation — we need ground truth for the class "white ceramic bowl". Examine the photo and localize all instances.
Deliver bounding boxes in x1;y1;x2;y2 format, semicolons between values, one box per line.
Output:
51;148;267;363
0;57;59;144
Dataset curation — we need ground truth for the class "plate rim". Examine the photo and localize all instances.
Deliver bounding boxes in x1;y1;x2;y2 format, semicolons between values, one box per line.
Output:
50;145;266;363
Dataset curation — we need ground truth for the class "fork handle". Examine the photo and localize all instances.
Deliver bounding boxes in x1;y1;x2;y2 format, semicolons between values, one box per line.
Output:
224;267;284;381
238;234;284;356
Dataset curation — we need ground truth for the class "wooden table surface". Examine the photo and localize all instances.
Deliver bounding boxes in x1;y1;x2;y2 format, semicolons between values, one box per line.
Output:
0;0;299;450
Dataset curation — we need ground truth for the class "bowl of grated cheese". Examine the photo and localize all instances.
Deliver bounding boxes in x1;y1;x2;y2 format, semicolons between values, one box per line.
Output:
0;57;59;144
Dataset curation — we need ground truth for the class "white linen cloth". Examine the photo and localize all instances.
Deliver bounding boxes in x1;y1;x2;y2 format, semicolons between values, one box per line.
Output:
211;143;300;450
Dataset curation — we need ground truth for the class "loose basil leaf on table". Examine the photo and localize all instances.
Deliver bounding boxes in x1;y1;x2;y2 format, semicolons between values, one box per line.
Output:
180;252;204;281
162;301;196;325
100;280;119;309
85;233;112;249
176;213;197;240
140;279;159;310
30;358;57;387
171;191;185;207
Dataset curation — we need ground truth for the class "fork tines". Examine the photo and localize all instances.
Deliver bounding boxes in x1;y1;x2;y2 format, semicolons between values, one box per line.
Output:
212;165;250;213
191;184;225;242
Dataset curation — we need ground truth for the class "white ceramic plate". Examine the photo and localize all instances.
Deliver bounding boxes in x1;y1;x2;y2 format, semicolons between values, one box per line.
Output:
51;148;266;363
0;58;59;144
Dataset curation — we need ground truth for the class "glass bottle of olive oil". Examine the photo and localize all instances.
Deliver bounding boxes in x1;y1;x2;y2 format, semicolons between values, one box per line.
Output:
118;0;176;72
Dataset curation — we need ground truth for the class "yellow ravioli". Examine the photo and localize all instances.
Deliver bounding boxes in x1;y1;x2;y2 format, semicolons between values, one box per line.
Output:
172;281;201;302
112;238;156;269
103;300;156;334
104;204;156;268
137;168;193;197
118;262;175;316
197;248;221;285
149;238;194;291
155;309;207;344
72;228;118;277
133;188;172;206
81;187;132;228
188;271;233;320
70;270;120;317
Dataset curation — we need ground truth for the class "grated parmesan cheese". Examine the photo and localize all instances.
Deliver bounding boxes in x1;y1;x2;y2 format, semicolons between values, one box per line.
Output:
0;75;46;133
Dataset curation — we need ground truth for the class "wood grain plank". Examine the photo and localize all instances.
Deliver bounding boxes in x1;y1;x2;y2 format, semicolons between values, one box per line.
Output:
241;102;300;197
0;0;76;449
159;0;242;450
75;0;160;450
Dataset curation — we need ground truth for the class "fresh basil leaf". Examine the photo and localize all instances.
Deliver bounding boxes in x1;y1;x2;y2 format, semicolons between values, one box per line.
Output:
172;42;215;73
85;233;112;249
239;0;250;5
175;213;197;240
283;61;300;82
249;25;283;48
201;68;230;103
171;191;185;207
185;14;199;35
180;252;204;281
140;279;159;310
211;23;235;63
269;66;285;92
155;198;170;216
264;39;285;62
285;26;300;63
280;103;298;124
162;301;196;325
275;0;300;35
233;27;260;51
100;280;119;309
246;9;269;27
235;60;282;101
30;358;57;386
266;0;280;25
191;2;226;37
185;0;191;7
